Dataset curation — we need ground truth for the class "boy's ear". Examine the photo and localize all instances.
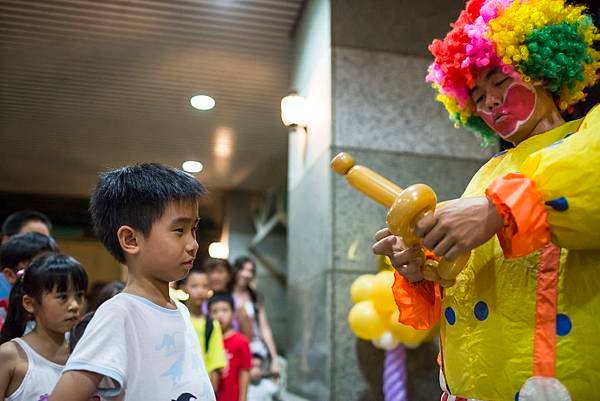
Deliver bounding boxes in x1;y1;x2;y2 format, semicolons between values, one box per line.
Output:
117;225;140;257
22;294;35;314
2;267;17;285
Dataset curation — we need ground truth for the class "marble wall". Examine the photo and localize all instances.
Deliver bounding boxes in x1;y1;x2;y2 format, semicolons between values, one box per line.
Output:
287;1;498;400
287;150;333;400
225;191;289;353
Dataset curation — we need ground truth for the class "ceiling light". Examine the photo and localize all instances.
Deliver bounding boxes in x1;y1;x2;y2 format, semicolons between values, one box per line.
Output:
208;242;229;259
215;127;234;158
182;160;203;173
190;95;215;111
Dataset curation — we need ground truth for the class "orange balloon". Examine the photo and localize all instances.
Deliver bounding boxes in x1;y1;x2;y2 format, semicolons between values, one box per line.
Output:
388;310;430;348
348;300;387;340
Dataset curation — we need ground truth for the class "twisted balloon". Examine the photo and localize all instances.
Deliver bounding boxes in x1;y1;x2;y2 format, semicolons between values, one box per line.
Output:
383;345;408;401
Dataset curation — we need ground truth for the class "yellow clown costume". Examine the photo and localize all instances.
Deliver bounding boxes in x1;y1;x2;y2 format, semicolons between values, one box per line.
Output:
391;0;600;400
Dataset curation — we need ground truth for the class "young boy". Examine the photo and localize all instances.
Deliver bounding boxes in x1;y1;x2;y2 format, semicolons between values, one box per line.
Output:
0;232;59;286
0;210;53;310
49;163;215;401
182;266;227;390
209;292;251;401
0;232;59;329
1;210;52;243
247;354;279;401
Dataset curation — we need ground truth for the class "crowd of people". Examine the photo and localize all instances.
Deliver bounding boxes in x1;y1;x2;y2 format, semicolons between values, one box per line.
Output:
0;164;282;401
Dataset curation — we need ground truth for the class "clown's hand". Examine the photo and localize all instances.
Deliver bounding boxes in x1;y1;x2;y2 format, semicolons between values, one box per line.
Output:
415;197;503;261
372;228;424;283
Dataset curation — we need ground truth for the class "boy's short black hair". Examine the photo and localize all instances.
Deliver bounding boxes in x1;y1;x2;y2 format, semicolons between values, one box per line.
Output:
252;353;266;361
89;163;206;263
2;210;52;238
208;291;235;311
0;232;59;271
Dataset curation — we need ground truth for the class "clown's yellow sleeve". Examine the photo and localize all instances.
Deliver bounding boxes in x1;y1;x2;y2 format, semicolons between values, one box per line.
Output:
486;105;600;257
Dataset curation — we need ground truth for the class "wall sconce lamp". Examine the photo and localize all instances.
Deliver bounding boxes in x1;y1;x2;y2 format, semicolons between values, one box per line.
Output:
208;241;229;259
281;91;308;130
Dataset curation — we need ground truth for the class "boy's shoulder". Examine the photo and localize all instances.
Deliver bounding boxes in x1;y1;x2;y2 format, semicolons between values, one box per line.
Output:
99;293;186;314
94;293;130;315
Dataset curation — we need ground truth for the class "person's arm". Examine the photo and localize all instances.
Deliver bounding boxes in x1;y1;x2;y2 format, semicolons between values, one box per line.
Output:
56;302;127;399
372;228;441;330
49;371;102;401
257;303;279;377
238;369;250;401
238;335;252;401
236;306;254;339
209;370;220;393
0;342;17;400
486;106;600;256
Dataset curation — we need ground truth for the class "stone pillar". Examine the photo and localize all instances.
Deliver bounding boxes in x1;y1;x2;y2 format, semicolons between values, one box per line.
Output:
287;1;498;400
225;191;288;353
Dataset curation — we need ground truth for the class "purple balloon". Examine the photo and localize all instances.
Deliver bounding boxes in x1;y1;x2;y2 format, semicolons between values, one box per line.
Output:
383;345;408;401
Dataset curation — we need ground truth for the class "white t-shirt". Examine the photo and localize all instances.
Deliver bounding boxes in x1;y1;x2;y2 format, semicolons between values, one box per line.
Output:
64;293;215;401
247;379;278;401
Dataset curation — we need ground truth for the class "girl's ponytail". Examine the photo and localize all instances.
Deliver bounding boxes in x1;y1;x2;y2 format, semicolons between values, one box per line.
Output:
0;274;29;344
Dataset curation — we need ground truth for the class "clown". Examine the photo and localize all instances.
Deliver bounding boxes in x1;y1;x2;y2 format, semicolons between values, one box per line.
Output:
372;0;600;400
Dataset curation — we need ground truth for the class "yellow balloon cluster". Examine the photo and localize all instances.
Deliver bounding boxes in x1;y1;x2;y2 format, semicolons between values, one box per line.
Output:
348;269;433;349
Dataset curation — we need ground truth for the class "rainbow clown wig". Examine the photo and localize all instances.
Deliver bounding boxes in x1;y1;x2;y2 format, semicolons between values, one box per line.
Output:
427;0;600;145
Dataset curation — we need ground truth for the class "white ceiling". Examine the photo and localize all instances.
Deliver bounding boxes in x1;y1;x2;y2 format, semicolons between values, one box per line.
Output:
0;0;304;196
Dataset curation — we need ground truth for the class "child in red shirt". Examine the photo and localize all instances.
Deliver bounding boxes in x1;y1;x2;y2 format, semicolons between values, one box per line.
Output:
209;292;251;401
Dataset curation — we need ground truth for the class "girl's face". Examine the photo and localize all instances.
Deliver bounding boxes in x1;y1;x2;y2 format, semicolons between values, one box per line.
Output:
236;262;255;288
207;265;231;292
184;272;212;306
25;287;85;334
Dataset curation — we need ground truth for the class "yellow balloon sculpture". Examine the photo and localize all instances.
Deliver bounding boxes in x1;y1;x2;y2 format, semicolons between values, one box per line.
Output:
331;152;470;288
348;268;434;348
348;299;386;340
370;270;396;315
350;274;376;303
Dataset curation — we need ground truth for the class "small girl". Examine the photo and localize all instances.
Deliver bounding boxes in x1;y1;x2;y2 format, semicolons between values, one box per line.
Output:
0;253;88;401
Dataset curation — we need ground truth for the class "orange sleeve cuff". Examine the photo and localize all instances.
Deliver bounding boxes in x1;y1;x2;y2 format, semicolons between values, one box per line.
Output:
392;271;441;330
486;172;550;258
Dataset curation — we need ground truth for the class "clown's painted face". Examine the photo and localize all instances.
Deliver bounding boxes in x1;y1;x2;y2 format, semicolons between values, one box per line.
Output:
471;67;537;140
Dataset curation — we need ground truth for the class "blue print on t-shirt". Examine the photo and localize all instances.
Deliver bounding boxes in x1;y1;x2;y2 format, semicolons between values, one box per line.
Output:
161;354;184;385
156;332;182;353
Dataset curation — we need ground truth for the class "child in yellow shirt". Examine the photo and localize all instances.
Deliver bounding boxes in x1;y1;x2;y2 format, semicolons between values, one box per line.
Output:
182;267;227;391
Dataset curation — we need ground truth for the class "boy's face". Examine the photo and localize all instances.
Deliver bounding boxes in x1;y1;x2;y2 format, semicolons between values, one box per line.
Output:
184;272;211;306
135;200;200;283
471;66;542;144
209;300;233;331
20;220;50;237
250;357;263;383
207;265;230;292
